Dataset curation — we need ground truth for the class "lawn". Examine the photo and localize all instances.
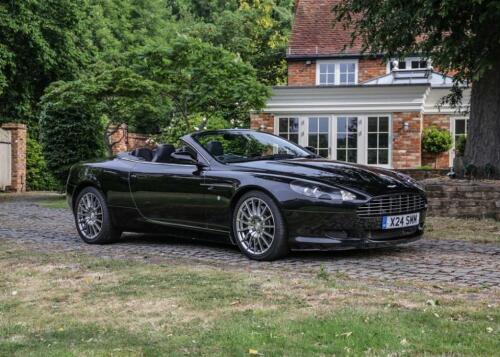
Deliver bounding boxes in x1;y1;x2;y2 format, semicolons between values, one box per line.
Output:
0;241;498;356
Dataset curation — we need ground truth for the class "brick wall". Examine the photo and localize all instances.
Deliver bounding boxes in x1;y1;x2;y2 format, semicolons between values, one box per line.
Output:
107;124;154;155
422;114;451;169
1;123;27;192
288;60;316;86
358;58;387;82
424;179;500;220
250;113;275;133
392;112;422;169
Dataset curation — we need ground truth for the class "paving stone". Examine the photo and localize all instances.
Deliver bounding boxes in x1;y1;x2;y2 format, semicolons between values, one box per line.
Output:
0;193;499;288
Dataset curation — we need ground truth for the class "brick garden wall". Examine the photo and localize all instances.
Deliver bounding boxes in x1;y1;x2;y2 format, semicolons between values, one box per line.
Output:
424;179;500;220
107;124;153;155
422;114;451;169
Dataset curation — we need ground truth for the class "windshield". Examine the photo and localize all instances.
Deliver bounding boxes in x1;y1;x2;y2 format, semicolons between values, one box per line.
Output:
193;131;313;163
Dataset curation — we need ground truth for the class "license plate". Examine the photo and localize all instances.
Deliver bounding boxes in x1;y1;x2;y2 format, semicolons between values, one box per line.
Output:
382;213;420;230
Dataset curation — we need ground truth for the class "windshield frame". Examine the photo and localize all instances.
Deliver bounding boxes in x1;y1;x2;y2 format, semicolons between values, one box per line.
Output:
191;130;314;164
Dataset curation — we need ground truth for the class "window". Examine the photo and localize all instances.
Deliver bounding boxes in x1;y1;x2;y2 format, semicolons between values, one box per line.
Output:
453;118;468;144
308;117;329;158
319;64;335;85
388;57;429;72
278;117;299;143
339;63;356;84
367;116;390;165
317;60;358;85
336;117;358;163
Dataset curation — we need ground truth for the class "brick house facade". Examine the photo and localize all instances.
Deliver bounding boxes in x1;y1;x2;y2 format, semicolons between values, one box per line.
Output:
251;0;469;169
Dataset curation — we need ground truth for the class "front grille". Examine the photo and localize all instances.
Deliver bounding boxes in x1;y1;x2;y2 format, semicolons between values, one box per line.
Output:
357;193;426;218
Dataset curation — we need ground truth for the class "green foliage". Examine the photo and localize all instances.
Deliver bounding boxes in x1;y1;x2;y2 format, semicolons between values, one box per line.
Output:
173;0;295;85
155;114;231;146
455;135;467;157
26;137;59;191
422;128;453;154
39;80;106;184
138;36;269;126
0;0;95;127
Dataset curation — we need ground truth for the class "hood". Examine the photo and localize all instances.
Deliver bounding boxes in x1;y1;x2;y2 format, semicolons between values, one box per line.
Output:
233;158;422;197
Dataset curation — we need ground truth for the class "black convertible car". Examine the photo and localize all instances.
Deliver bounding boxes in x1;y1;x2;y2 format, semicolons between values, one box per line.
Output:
67;129;427;261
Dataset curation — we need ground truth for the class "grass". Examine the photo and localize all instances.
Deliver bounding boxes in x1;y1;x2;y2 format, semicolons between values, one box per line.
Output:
0;241;498;356
35;196;67;209
425;216;500;243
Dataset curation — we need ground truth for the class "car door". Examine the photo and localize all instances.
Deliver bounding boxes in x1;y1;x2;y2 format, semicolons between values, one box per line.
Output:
129;160;206;229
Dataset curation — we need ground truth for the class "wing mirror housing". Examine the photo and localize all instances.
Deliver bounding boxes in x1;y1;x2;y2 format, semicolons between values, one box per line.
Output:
171;150;207;168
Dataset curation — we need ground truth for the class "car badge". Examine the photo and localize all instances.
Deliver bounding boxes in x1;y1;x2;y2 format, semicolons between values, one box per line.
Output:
387;184;396;188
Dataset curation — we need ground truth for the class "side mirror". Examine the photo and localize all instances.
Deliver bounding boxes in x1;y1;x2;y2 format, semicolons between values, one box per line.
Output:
305;146;316;153
171;150;206;168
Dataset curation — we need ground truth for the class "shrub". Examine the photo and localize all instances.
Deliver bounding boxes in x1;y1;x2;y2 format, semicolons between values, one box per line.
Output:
39;80;106;184
26;137;59;191
422;127;453;154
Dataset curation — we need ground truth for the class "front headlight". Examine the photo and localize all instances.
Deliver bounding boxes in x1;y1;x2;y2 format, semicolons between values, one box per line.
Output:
290;181;356;201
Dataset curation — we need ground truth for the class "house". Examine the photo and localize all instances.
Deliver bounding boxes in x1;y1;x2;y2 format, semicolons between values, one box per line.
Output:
250;0;469;169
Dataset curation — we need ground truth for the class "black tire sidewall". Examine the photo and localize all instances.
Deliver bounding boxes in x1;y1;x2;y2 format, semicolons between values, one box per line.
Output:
74;187;120;244
232;190;288;261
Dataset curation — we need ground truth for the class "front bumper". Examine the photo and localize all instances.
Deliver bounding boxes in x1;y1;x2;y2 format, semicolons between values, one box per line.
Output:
284;208;426;251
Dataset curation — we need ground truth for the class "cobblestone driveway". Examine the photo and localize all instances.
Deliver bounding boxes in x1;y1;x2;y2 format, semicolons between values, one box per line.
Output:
1;193;499;288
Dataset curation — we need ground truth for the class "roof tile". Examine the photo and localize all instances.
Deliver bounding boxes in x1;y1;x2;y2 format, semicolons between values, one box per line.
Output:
288;0;363;57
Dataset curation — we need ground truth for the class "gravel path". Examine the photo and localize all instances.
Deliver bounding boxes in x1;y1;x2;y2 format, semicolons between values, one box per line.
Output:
1;193;499;288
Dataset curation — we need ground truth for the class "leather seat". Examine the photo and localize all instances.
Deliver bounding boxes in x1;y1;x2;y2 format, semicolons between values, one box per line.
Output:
152;144;175;163
132;147;153;161
206;141;223;156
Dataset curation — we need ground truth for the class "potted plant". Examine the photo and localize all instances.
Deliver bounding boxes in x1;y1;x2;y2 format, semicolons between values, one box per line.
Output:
422;127;453;169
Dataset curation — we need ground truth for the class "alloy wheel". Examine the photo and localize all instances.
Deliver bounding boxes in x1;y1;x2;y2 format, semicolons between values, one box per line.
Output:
76;192;104;240
235;197;275;255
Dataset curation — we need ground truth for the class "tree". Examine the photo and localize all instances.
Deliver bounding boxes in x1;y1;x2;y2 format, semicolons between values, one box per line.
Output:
334;0;500;176
138;36;269;128
39;65;170;181
422;127;452;168
0;0;95;127
166;0;295;84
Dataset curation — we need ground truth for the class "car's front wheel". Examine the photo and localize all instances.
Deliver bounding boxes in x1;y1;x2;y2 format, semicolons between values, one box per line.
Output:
233;191;289;261
74;187;121;244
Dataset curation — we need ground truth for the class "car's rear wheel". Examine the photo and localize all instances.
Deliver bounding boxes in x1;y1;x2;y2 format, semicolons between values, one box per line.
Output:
233;191;289;261
74;187;121;244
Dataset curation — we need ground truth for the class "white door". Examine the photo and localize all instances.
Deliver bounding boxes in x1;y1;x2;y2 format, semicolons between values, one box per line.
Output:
0;129;11;190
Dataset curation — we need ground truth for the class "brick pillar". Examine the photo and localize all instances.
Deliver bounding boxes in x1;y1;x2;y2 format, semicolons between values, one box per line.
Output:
392;113;422;169
250;113;275;133
107;124;128;154
1;123;27;192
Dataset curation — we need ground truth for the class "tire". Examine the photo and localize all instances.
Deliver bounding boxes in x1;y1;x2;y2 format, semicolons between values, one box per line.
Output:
232;190;289;261
74;187;122;244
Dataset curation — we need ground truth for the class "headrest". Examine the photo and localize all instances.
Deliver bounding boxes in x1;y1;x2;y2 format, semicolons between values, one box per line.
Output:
132;147;153;161
152;144;175;163
206;141;223;157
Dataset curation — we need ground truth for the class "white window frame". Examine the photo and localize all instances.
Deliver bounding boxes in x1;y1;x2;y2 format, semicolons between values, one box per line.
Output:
316;59;359;85
386;57;431;73
449;116;469;166
274;114;392;168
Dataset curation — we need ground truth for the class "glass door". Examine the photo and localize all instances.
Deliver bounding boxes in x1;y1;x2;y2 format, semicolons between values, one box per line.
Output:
334;116;359;163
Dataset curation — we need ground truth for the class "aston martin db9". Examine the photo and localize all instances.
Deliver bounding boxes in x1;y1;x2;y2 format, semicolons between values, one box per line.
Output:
66;129;427;261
